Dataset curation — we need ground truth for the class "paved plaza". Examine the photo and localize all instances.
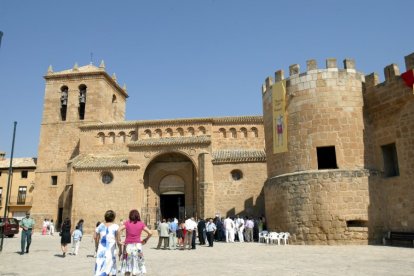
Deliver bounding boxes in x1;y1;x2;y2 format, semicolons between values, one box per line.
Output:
0;233;413;276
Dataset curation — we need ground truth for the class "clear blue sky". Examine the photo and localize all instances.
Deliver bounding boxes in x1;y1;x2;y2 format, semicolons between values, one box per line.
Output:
0;0;413;157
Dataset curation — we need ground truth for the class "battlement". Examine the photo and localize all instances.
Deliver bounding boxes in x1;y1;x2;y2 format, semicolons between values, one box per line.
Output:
365;52;414;88
262;58;360;94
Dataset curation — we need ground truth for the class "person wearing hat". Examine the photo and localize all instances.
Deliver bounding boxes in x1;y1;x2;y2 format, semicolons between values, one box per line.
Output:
19;212;35;254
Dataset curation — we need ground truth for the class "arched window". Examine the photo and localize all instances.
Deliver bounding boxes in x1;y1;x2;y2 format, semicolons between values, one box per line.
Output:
78;84;87;120
251;127;259;138
118;132;126;143
112;94;117;103
129;131;137;141
198;126;206;135
144;129;152;139
187;127;195;136
165;128;173;137
176;128;184;137
60;86;68;121
155;129;162;138
219;128;226;138
229;128;237;138
97;132;105;144
240;127;248;138
108;132;115;144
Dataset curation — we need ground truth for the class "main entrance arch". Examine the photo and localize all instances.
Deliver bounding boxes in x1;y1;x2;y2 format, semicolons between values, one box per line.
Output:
159;175;185;219
143;152;197;226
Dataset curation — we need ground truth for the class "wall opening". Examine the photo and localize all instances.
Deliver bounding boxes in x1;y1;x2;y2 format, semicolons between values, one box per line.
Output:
60;86;68;121
381;143;399;177
78;84;87;120
346;220;368;228
317;146;338;169
51;175;58;186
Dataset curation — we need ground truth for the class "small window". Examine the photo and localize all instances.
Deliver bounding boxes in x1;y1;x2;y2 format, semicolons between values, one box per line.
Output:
346;220;368;228
317;146;338;169
231;170;243;181
21;170;28;178
102;172;114;184
51;176;58;186
381;143;399;177
0;171;2;177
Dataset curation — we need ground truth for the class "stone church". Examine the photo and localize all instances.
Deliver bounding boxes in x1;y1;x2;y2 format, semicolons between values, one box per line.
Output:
30;62;267;233
30;51;414;244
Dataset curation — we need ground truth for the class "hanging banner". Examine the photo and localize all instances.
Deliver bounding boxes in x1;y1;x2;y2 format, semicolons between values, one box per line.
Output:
272;80;288;153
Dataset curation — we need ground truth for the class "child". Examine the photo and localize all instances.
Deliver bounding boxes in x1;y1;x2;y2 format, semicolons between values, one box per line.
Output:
71;225;83;255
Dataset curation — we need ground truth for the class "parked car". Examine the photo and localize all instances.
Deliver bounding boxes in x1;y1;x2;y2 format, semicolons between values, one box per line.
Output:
0;217;20;238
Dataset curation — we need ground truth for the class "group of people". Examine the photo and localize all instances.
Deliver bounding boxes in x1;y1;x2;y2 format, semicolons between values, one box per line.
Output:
41;218;55;235
155;215;266;251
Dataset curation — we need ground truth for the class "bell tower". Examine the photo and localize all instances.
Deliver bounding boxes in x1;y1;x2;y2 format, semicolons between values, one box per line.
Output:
31;62;128;227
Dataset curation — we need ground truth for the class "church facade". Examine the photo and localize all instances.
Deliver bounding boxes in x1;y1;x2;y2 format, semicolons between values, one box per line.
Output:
28;51;414;244
30;63;267;232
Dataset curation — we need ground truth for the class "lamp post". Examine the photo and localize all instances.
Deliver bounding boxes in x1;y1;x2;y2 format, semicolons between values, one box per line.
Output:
0;122;17;252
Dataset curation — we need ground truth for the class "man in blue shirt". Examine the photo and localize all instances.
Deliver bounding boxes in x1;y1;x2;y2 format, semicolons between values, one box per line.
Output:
168;218;178;250
206;218;217;247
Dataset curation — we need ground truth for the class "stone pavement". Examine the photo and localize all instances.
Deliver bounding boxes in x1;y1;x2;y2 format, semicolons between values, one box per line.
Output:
0;233;413;276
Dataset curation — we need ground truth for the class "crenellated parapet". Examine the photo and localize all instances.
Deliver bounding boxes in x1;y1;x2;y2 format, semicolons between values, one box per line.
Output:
262;58;364;96
364;52;414;90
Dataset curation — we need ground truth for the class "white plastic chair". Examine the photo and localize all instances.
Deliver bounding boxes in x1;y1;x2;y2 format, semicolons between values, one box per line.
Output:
281;232;290;245
270;232;282;245
265;232;275;244
259;231;268;243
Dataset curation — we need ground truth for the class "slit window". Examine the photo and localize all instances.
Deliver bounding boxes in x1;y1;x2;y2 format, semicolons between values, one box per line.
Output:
317;146;338;169
381;143;399;177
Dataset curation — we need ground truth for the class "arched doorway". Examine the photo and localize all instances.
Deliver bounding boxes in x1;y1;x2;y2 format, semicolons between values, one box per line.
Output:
143;152;197;226
159;175;185;219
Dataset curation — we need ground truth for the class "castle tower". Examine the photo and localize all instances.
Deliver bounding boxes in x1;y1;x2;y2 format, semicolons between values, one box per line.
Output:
262;58;370;244
31;63;128;227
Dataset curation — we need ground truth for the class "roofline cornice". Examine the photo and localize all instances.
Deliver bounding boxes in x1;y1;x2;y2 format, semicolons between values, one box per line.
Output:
128;136;211;148
80;115;263;131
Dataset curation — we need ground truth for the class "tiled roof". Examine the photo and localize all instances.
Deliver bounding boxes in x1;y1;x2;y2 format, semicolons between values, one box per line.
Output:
128;136;211;148
50;64;102;75
44;63;128;98
212;149;266;164
71;155;139;170
80;115;263;130
0;158;37;169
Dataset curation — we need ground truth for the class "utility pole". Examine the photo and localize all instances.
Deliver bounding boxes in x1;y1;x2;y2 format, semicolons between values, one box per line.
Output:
0;121;17;252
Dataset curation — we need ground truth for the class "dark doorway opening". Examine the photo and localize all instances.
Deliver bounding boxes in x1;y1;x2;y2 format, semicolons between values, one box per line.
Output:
160;194;184;220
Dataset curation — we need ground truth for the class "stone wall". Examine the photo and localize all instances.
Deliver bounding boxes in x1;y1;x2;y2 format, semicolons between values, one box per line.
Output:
213;162;267;218
265;169;369;244
364;53;414;241
71;168;142;234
